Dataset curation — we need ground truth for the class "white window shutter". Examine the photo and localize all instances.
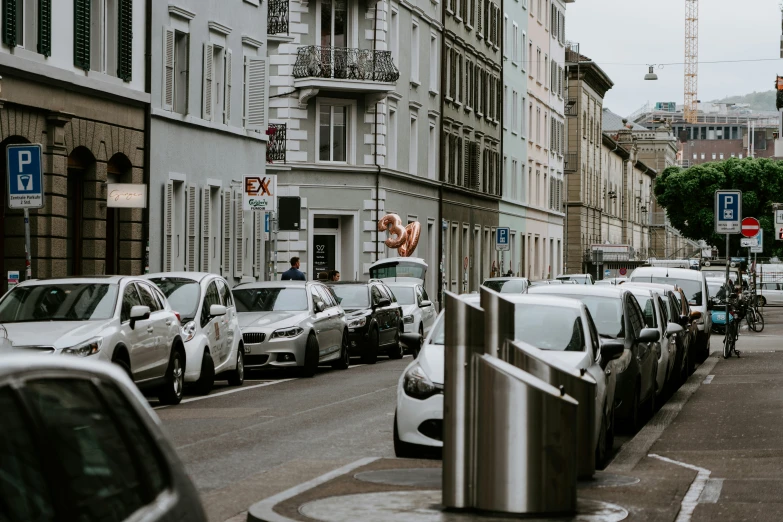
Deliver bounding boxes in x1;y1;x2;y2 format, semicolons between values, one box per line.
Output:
203;43;214;121
224;49;232;124
245;57;267;130
234;189;245;277
222;188;232;277
186;184;198;271
201;187;212;272
163;180;174;272
163;27;175;111
254;211;263;277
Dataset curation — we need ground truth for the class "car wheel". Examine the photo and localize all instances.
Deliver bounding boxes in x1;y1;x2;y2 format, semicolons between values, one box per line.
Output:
111;352;132;380
388;328;404;360
158;348;184;405
332;330;350;370
393;412;428;459
193;351;215;396
758;296;767;307
301;334;319;378
361;327;379;365
227;349;245;386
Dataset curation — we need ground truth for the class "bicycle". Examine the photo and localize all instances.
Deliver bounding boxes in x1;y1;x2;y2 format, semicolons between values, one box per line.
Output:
741;290;765;333
721;297;741;359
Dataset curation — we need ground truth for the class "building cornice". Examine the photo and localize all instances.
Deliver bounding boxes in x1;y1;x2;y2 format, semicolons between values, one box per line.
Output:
208;21;233;36
168;4;196;20
241;35;264;49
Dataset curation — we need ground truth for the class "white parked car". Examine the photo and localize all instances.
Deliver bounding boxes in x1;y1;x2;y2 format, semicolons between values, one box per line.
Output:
394;293;623;467
556;274;595;285
145;273;244;395
0;277;186;405
385;281;437;340
756;282;783;306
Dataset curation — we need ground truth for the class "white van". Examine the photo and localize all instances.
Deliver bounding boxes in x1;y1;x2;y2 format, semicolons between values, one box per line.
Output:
628;267;711;360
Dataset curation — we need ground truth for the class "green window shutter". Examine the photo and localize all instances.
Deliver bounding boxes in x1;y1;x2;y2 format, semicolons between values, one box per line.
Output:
37;0;51;57
117;0;132;81
74;0;90;70
2;0;17;48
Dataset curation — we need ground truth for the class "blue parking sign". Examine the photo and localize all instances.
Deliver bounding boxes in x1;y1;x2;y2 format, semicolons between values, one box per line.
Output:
495;227;510;251
715;190;741;234
6;144;44;209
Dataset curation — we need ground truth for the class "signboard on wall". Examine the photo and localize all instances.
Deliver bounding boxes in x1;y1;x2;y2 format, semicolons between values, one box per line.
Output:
313;235;335;279
243;175;277;211
107;183;147;208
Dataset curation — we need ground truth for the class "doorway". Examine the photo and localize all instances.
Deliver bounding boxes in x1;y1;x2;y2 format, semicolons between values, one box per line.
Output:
313;216;341;280
67;148;95;276
319;0;349;78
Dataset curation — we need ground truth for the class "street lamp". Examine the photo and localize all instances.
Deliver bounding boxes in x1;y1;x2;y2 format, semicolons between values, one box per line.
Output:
644;65;658;81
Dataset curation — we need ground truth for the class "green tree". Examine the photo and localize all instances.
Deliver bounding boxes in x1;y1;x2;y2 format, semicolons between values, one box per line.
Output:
654;158;783;258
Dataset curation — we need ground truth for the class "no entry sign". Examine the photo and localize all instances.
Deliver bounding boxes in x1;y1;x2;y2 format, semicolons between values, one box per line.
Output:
741;217;760;238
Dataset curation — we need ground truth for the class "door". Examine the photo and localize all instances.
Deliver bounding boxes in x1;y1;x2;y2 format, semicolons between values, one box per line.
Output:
135;282;172;378
120;283;155;381
316;284;342;356
201;281;225;363
309;285;331;359
320;0;348;78
217;278;239;365
628;297;654;402
377;285;397;345
313;234;337;280
370;285;389;344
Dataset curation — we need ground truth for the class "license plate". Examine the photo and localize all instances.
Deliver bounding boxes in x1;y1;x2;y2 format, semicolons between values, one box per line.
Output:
716;314;726;321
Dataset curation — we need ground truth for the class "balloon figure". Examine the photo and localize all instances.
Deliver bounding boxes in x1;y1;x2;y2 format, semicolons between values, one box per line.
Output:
378;213;421;257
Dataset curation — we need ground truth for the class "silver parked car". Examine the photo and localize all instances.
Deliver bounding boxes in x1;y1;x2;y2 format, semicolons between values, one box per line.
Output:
233;281;350;377
0;276;186;405
0;354;208;521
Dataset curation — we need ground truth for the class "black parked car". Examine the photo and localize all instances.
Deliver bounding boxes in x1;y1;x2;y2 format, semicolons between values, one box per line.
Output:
528;285;660;433
327;281;404;364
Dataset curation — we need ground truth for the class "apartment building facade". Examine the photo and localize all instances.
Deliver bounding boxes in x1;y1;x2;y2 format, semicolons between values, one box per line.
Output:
147;1;269;285
524;0;568;280
265;0;443;299
0;0;147;292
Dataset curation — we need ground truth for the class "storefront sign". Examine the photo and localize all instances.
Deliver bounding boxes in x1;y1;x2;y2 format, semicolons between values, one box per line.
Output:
313;235;335;279
243;175;277;211
7;271;19;289
107;184;147;208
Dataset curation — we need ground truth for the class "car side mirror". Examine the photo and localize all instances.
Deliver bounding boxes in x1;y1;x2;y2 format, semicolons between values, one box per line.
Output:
599;340;625;368
400;332;422;352
667;323;684;335
679;314;690;327
637;328;660;344
210;304;227;317
129;305;151;329
315;301;326;313
690;310;702;321
378;297;391;308
420;299;432;308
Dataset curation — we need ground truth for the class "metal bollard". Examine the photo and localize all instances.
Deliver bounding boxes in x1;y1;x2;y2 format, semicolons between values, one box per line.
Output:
474;354;578;515
507;340;598;479
480;287;516;358
442;291;484;509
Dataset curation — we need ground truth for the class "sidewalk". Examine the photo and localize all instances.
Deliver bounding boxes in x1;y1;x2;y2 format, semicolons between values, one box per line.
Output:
246;325;783;522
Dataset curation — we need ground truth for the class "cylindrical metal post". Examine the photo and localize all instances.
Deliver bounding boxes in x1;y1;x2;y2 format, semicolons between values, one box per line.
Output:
24;208;32;280
474;354;578;515
480;287;516;358
442;291;485;509
272;211;279;281
507;340;598;479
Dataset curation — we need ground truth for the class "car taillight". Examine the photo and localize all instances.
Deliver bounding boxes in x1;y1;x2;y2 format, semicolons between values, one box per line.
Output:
173;311;181;323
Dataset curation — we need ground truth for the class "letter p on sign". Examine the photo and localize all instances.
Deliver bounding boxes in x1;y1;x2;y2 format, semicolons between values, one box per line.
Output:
18;150;31;172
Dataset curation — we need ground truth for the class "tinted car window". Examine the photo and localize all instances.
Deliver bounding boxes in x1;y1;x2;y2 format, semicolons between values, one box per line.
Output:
201;282;222;328
24;379;149;521
310;286;325;311
121;284;144;323
583;308;600;359
421;287;430;302
330;285;370;309
136;283;161;312
233;288;309;312
0;387;55;522
315;285;336;308
217;279;233;307
634;294;657;328
628;298;644;338
0;284;119;323
371;286;382;306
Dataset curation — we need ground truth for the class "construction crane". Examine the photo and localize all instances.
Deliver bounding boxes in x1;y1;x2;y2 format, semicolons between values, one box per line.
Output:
684;0;699;123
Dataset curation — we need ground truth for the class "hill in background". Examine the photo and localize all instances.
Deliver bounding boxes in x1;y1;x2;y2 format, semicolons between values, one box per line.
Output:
711;90;776;112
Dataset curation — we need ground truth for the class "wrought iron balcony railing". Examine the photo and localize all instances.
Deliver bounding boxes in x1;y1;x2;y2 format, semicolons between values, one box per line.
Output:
293;46;400;83
268;0;289;35
266;123;286;163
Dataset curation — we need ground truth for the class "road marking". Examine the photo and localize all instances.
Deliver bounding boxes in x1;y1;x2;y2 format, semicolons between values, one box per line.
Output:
698;478;724;504
648;454;712;522
703;375;714;384
153;378;297;410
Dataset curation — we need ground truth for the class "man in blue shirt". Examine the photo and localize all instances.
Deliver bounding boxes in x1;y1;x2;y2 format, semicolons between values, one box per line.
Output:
281;256;306;281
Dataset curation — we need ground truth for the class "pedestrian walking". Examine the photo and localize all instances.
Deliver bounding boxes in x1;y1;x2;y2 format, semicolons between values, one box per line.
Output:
281;256;306;281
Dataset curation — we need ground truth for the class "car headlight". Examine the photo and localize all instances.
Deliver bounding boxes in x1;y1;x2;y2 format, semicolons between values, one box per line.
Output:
347;317;367;329
403;363;442;400
181;321;197;342
63;337;103;357
271;326;304;339
403;315;414;324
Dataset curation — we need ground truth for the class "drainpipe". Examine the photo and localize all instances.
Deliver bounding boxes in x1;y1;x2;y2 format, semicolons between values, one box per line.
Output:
143;0;152;274
373;0;381;262
437;0;446;308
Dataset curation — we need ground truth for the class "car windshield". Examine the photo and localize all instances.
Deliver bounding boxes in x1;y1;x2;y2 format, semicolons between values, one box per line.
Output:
330;285;370;309
233;288;308;312
707;282;731;300
387;287;415;305
514;304;585;351
0;283;119;322
629;277;703;306
551;294;624;338
149;277;200;322
482;280;527;293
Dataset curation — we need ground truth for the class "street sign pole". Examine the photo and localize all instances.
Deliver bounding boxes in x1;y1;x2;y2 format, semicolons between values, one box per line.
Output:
6;144;45;281
23;209;31;280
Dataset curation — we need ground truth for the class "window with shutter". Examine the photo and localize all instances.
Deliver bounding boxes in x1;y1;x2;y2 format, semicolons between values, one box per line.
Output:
203;43;214;120
221;188;232;277
254;211;263;278
117;0;132;81
463;139;470;186
201;187;212;272
245;57;267;130
163;181;174;272
186;184;198;271
74;0;90;70
2;0;17;47
38;0;51;56
163;27;175;110
224;49;232;124
234;190;244;278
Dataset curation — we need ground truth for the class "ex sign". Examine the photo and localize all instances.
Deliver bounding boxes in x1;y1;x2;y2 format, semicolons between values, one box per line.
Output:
715;190;741;234
495;227;510;251
6;144;44;209
243;175;277;212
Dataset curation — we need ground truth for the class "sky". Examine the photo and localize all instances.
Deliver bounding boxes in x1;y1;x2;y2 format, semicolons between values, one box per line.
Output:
566;0;782;117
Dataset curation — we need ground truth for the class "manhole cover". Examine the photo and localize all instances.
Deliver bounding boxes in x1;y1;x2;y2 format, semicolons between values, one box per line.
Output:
354;468;441;488
578;471;640;489
299;490;628;522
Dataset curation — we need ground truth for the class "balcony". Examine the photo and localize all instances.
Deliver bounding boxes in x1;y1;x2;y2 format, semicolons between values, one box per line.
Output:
564;153;577;172
266;124;286;163
292;46;400;105
268;0;289;36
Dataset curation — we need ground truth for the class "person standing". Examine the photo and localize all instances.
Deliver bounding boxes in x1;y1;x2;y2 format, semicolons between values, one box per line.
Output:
329;270;341;281
281;257;306;281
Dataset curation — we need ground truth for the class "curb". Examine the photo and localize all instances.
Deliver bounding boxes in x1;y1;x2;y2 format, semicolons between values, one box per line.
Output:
247;457;380;522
